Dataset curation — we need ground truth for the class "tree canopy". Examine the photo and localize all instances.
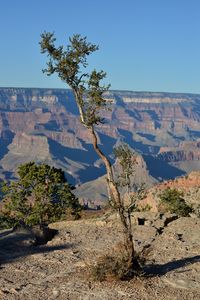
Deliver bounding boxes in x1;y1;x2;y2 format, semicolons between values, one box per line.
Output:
40;32;110;127
1;162;81;227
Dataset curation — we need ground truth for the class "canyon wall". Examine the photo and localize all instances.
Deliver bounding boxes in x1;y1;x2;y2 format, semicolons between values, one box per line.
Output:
1;88;200;197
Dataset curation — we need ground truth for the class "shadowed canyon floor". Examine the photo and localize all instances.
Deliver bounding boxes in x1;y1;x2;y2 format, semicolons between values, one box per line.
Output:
0;213;200;299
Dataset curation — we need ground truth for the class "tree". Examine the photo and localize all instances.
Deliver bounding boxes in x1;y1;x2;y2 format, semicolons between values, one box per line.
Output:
1;162;81;226
159;187;192;217
114;144;137;195
114;144;146;211
40;33;140;271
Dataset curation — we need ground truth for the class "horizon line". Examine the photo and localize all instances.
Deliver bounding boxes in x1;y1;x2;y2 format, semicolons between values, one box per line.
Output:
0;86;200;96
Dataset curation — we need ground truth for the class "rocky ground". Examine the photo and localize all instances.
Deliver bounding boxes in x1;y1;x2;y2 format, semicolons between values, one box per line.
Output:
0;212;200;299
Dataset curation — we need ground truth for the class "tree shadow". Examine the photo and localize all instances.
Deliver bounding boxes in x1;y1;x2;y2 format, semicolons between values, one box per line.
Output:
144;255;200;277
0;229;73;265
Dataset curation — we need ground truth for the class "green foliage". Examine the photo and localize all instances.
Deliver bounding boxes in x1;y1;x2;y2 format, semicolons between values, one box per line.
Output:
113;144;146;212
114;144;137;189
1;162;81;227
159;188;193;217
139;204;152;212
40;32;110;127
0;215;15;230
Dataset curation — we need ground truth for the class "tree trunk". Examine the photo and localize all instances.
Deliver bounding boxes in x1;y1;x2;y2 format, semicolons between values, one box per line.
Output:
73;89;140;271
89;126;140;270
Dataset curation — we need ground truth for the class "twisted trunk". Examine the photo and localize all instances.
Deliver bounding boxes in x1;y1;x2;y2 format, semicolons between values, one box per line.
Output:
89;126;140;270
74;89;140;270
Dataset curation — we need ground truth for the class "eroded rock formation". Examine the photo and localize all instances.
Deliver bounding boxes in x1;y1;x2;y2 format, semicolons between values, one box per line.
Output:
1;88;200;195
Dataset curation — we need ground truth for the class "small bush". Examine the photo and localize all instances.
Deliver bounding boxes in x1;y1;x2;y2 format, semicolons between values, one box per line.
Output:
90;241;146;282
159;188;193;217
91;254;133;281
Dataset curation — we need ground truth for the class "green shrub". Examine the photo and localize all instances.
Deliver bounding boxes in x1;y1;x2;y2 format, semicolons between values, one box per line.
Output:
0;214;15;230
0;162;81;228
159;188;192;217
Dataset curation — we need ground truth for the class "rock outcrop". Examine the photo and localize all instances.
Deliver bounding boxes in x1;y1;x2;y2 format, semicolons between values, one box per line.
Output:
139;171;200;215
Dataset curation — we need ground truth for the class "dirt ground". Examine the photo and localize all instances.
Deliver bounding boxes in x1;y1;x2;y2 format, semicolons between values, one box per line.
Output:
0;213;200;299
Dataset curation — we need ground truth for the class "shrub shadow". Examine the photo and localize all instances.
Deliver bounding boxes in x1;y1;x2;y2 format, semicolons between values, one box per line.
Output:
0;229;73;265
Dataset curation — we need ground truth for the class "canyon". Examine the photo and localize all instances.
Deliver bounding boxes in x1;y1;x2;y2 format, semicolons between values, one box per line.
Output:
1;88;200;201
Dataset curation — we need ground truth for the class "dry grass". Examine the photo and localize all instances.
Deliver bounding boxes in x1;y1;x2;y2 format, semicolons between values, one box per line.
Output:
89;241;148;282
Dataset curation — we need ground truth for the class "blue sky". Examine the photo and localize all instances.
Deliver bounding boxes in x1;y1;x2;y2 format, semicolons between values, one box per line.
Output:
0;0;200;93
